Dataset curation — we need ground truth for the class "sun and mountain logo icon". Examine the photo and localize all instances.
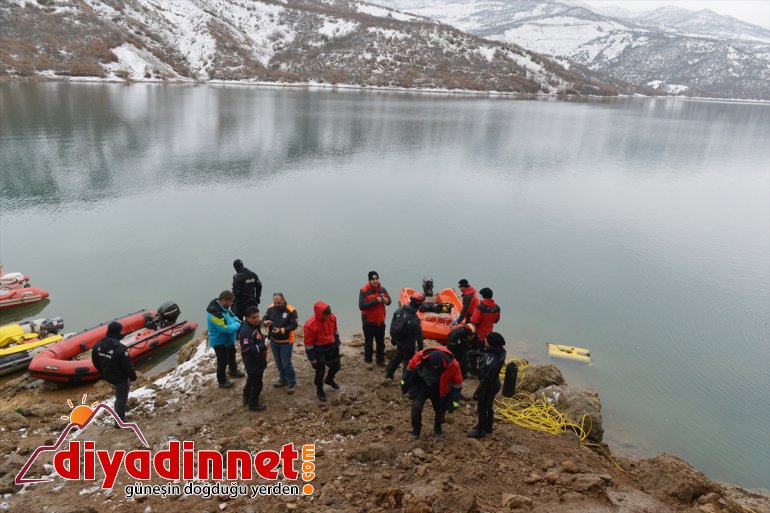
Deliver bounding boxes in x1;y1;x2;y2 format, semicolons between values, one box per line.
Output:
62;394;99;426
15;394;149;485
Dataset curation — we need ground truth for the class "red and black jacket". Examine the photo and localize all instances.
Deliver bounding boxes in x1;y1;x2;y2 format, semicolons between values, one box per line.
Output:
358;283;391;325
470;299;501;342
457;285;480;325
304;301;340;361
404;346;463;400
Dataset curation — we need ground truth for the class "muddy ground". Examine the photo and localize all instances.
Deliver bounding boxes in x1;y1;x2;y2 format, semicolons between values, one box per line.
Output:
0;334;768;513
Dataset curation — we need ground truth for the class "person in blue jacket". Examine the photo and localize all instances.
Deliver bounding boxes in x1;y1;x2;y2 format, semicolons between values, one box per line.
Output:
207;290;244;388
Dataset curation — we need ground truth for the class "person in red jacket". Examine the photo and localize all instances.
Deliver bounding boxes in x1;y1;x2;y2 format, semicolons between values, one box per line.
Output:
401;346;463;439
304;301;342;402
358;271;392;369
453;279;480;326
470;288;501;342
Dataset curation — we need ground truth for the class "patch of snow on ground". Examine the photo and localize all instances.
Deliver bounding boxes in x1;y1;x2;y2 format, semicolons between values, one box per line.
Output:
357;3;417;22
665;84;689;94
106;43;176;80
319;18;358;39
153;337;213;391
131;0;217;78
82;0;119;17
477;46;496;62
595;32;631;61
500;18;624;57
209;0;295;65
367;27;410;41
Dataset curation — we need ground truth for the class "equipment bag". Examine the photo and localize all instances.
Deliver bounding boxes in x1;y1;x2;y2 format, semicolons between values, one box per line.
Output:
389;307;412;339
502;362;518;398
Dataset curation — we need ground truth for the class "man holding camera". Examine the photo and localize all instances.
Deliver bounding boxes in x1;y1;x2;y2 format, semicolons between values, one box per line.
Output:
358;271;392;369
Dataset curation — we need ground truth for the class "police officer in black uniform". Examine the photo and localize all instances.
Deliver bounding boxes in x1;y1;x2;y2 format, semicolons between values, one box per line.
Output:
92;321;137;423
232;259;262;320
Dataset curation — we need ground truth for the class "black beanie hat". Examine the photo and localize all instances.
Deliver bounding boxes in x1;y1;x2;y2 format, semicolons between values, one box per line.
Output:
480;287;493;299
458;279;469;288
106;321;123;340
368;271;379;281
233;259;244;271
486;332;505;347
428;350;445;368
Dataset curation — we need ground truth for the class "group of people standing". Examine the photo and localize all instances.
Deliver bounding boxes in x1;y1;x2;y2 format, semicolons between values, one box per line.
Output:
204;262;508;439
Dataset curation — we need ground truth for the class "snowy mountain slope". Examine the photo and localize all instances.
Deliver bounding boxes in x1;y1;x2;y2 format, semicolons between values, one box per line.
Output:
375;0;770;99
0;0;637;95
629;6;770;43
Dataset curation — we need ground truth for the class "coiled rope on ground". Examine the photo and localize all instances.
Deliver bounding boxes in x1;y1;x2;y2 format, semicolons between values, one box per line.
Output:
493;357;622;470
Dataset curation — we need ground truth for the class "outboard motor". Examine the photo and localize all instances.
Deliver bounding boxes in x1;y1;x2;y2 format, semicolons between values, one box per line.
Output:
156;302;181;328
0;317;63;346
422;276;434;298
38;317;64;336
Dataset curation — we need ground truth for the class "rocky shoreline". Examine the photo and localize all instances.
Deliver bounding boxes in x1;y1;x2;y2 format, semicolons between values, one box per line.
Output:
0;333;768;513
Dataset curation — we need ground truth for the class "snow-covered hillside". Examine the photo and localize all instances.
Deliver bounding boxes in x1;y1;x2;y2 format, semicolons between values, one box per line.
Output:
376;0;770;99
0;0;636;95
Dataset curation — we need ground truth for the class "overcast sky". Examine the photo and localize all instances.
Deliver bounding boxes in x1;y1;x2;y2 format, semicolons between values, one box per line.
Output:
582;1;770;29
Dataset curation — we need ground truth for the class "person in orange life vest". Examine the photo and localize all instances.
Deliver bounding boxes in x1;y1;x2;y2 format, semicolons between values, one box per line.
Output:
238;306;269;411
401;346;463;439
358;271;392;369
262;293;299;393
303;301;342;402
452;279;480;326
469;287;501;342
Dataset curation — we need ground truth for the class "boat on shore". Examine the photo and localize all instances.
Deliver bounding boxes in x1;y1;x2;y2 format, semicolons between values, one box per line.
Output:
399;287;462;342
0;287;49;311
28;303;197;383
0;318;64;376
0;268;30;289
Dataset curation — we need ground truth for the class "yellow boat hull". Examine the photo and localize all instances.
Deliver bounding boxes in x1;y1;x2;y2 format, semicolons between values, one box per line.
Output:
0;334;63;375
547;343;591;364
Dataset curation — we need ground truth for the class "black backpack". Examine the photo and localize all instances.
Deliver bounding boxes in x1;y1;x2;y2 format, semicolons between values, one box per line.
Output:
390;307;412;339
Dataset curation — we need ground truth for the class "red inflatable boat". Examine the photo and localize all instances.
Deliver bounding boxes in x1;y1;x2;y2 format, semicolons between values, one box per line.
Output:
28;303;197;383
399;287;463;343
0;287;49;311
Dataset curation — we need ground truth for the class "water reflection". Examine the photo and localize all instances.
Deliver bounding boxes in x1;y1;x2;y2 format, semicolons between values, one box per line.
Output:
2;83;768;212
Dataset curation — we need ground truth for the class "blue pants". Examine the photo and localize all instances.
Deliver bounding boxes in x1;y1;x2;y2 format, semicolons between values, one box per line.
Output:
270;342;296;386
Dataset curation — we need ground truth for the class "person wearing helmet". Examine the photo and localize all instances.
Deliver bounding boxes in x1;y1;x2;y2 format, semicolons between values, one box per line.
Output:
401;345;463;439
232;259;262;320
385;292;425;380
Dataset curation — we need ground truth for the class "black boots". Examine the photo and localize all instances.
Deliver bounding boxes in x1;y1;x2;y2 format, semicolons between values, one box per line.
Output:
467;427;486;438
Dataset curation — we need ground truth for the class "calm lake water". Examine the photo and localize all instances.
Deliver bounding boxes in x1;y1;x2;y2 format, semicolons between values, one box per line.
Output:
0;83;768;489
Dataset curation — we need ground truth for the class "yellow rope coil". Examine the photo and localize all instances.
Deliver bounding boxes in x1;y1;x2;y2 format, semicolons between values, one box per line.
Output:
493;357;622;470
